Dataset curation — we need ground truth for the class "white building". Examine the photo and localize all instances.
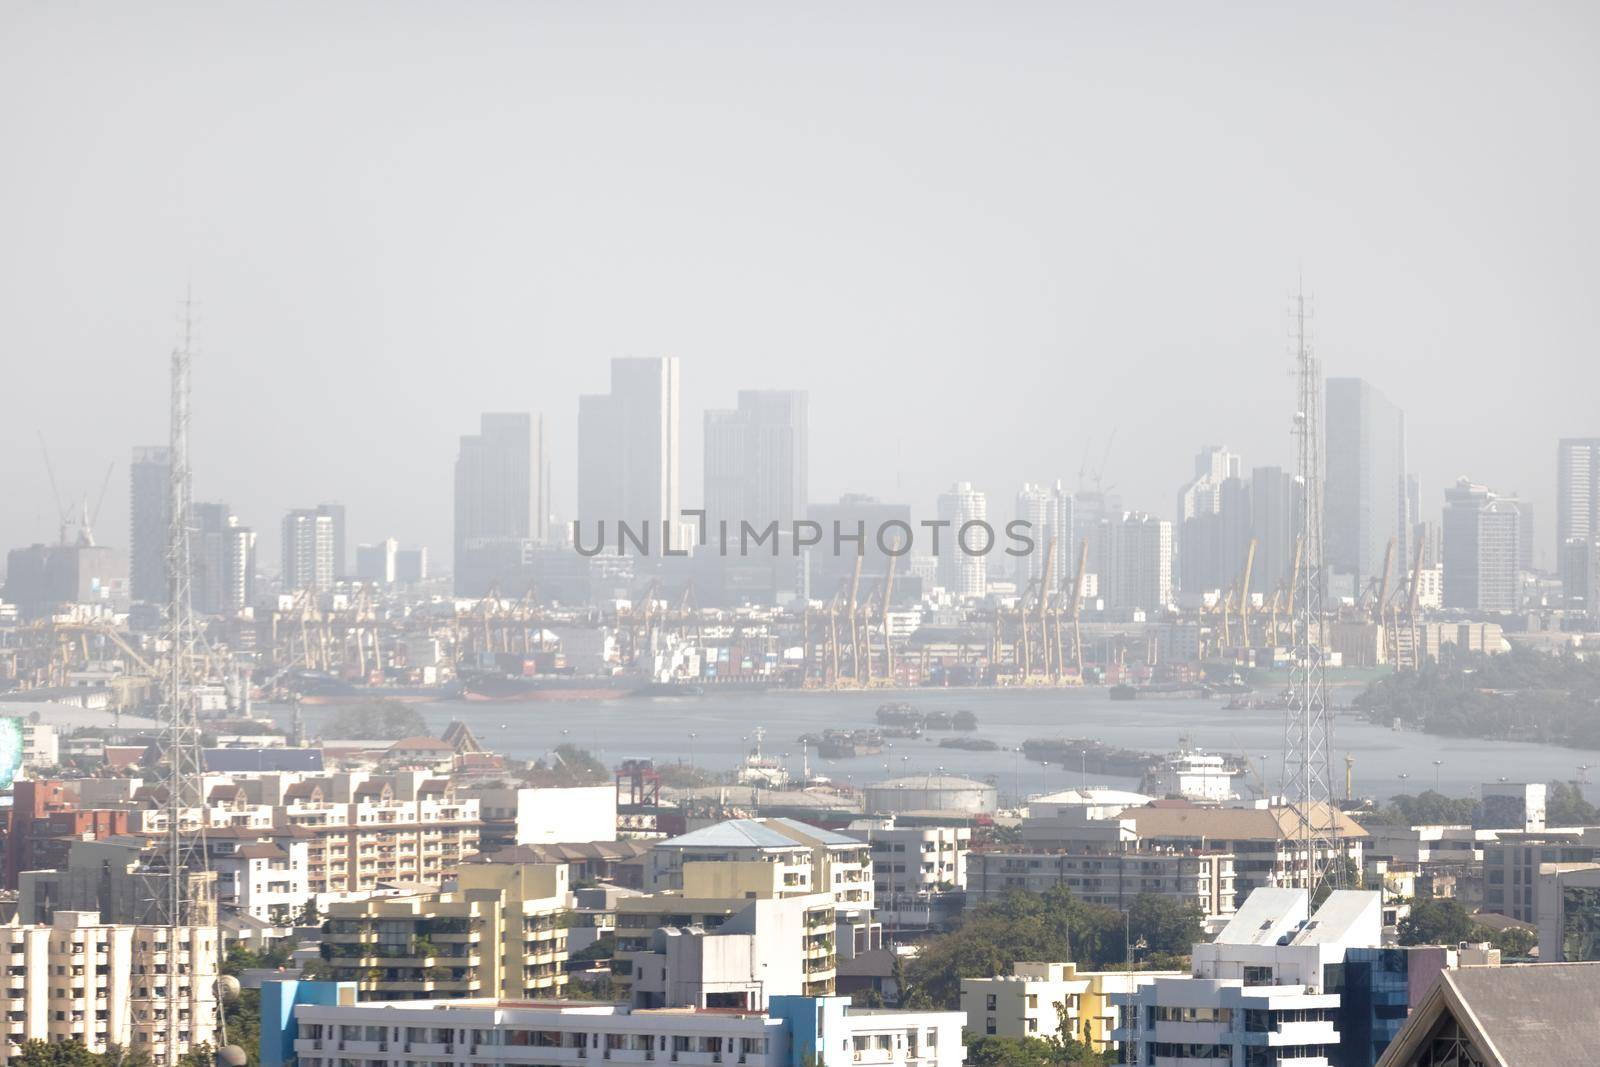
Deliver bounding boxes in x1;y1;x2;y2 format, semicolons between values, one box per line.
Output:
462;784;618;846
1114;888;1383;1067
284;994;966;1067
962;962;1178;1052
211;839;311;924
0;911;219;1066
852;821;969;929
936;482;988;599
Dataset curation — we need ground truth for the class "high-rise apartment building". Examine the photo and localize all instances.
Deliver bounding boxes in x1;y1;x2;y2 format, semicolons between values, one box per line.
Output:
1109;512;1172;612
1014;482;1073;587
1443;478;1521;613
1326;378;1408;597
704;390;808;530
356;538;398;584
316;502;347;580
936;482;987;599
281;509;335;591
454;413;535;588
191;502;254;614
0;910;219;1064
1249;466;1299;598
128;446;171;603
1558;438;1600;602
579;358;681;547
395;546;429;583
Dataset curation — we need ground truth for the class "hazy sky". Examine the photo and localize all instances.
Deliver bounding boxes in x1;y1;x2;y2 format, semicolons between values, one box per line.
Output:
3;2;1596;573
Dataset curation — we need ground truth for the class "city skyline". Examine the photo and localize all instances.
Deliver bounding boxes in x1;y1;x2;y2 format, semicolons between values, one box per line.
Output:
2;4;1595;573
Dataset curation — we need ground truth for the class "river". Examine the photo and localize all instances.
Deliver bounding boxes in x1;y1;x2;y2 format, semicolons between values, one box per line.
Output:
267;684;1600;806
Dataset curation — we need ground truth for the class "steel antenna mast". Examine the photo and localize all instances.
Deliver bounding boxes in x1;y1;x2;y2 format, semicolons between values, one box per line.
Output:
1280;286;1342;905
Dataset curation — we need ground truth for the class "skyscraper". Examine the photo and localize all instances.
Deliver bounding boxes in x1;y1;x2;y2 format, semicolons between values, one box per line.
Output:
1013;482;1073;587
936;482;987;599
191;502;236;615
454;413;534;589
1325;378;1408;597
356;539;399;584
281;509;335;592
1558;438;1600;600
317;502;347;580
578;357;681;546
1442;478;1520;613
1249;466;1299;598
128;446;171;603
1109;512;1173;613
703;390;808;530
1176;446;1249;596
223;524;256;612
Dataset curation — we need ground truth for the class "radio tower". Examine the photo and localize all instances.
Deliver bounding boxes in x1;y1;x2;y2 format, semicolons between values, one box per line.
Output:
1280;287;1342;903
142;293;214;1032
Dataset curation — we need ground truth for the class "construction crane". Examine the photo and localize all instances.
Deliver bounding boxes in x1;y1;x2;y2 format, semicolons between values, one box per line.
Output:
1236;538;1258;651
1033;535;1057;681
879;550;898;686
1398;536;1428;670
845;554;863;687
1069;537;1090;679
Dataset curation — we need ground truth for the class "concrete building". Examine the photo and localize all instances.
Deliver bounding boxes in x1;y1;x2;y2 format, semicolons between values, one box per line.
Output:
1484;829;1598;925
1018;800;1365;909
1177;447;1248;597
1014;482;1074;587
128;445;170;604
1110;512;1173;613
1326;378;1408;598
616;864;838;1010
962;962;1178;1052
275;993;966;1067
579;358;681;549
806;495;915;604
1113;889;1383;1067
1373;960;1600;1067
322;862;569;1000
967;848;1237;917
192;501;254;615
454;413;536;591
282;508;335;592
356;538;398;584
935;482;987;599
1249;465;1299;599
646;819;874;917
395;546;429;583
0;542;119;618
1557;437;1600;592
853;821;968;930
459;784;617;852
1442;478;1521;613
704;390;808;531
0;911;219;1066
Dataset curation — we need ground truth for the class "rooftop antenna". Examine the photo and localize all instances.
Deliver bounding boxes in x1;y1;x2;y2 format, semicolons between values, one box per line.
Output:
1280;284;1342;907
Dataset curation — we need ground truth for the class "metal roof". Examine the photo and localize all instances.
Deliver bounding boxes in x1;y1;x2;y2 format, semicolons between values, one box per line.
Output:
661;819;809;850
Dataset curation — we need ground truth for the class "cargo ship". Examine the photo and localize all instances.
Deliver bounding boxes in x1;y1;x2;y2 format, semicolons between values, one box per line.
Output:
284;671;461;705
1021;737;1156;777
456;670;633;702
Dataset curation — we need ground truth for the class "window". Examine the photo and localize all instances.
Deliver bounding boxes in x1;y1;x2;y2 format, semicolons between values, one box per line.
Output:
985;994;996;1011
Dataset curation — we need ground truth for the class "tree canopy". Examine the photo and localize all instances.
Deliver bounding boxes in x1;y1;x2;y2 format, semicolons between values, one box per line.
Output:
901;888;1200;1009
319;700;429;740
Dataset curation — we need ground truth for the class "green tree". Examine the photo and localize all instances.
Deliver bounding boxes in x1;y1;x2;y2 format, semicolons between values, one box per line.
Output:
320;700;429;740
1125;894;1203;956
1546;780;1600;825
10;1041;99;1067
1486;925;1537;956
1398;899;1476;946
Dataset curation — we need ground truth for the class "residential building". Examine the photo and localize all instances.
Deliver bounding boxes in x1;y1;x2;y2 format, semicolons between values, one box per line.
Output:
967;848;1236;917
935;482;987;599
962;962;1178;1052
458;784;617;852
1109;512;1173;613
704;390;808;530
616;864;837;1009
356;538;398;584
1557;437;1600;590
322;862;569;1000
1019;800;1365;909
1249;465;1299;599
854;822;969;930
1484;831;1598;925
1;780;131;891
1113;889;1383;1067
647;818;875;921
1373;961;1600;1067
192;501;254;614
0;911;219;1066
128;445;171;603
1326;378;1408;598
454;413;536;591
282;508;335;592
0;542;119;618
1014;482;1074;587
579;358;681;547
1177;447;1248;597
273;993;966;1067
1442;478;1520;613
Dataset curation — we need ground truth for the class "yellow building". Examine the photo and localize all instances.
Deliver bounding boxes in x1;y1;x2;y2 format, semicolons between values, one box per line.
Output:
322;861;569;1000
960;962;1180;1052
